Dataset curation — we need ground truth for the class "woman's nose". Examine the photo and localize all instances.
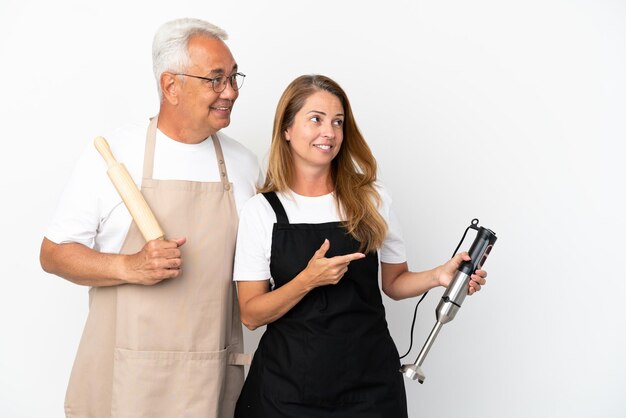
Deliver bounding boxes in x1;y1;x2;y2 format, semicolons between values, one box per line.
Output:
321;122;335;139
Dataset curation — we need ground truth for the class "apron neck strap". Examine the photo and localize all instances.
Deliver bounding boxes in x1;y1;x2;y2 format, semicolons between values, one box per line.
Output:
142;115;159;180
262;192;289;224
211;134;231;191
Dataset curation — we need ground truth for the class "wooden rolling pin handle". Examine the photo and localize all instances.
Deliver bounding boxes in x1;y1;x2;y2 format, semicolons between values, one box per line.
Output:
94;136;117;168
93;136;165;242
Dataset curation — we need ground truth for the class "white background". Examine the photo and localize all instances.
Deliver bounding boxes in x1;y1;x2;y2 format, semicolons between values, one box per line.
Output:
1;0;625;417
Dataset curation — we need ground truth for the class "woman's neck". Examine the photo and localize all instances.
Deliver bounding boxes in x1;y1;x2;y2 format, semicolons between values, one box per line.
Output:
290;167;334;197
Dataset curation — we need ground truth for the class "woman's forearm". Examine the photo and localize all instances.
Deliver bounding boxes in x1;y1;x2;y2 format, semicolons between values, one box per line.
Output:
381;262;442;301
237;271;316;330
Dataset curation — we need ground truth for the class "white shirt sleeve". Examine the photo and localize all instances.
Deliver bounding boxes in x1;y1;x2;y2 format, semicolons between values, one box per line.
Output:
45;141;114;248
380;206;407;263
377;183;408;264
233;194;275;281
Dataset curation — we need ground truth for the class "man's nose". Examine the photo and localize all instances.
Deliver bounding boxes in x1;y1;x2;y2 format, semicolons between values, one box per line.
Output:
220;79;238;100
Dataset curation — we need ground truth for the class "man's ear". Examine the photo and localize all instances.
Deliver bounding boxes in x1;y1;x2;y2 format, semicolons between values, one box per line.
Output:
160;72;179;105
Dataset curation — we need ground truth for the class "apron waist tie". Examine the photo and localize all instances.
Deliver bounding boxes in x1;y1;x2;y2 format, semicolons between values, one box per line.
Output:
229;352;252;366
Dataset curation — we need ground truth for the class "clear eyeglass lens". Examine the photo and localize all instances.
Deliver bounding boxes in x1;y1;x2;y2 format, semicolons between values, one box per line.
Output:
212;73;244;92
232;73;244;90
212;77;226;93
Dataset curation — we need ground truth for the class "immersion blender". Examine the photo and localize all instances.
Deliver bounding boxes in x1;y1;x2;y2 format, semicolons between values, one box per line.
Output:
399;219;497;383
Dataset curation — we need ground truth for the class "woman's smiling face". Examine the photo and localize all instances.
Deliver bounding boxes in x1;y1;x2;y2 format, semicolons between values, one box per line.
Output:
285;90;345;172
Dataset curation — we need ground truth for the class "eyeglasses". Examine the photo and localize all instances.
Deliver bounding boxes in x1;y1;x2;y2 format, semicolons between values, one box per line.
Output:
174;72;246;93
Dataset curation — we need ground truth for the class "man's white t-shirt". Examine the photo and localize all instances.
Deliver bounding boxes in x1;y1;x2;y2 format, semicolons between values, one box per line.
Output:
233;186;407;282
46;119;262;254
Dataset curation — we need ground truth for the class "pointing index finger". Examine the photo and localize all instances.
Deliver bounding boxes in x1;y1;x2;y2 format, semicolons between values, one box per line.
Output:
343;253;366;263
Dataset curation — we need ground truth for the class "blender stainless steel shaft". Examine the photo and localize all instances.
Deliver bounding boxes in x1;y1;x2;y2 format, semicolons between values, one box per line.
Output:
400;222;497;383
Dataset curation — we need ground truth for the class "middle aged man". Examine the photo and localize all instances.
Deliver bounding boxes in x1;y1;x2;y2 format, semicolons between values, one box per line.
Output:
40;18;260;418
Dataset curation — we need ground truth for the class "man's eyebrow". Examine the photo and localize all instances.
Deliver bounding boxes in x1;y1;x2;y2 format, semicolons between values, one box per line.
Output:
207;64;238;76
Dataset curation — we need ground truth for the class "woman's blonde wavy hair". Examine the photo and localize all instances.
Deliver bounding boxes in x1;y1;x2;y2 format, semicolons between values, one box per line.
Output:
260;75;387;253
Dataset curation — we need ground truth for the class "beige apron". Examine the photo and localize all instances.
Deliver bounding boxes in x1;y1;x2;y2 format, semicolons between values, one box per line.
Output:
65;116;247;418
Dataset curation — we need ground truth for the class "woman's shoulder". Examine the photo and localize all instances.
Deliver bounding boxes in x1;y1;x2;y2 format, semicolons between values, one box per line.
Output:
240;192;276;222
242;192;271;211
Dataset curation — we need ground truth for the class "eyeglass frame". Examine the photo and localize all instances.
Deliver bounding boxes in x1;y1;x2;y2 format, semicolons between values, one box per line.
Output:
173;72;246;93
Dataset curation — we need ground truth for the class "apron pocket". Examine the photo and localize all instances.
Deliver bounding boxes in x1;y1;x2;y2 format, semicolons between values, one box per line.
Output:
111;347;228;418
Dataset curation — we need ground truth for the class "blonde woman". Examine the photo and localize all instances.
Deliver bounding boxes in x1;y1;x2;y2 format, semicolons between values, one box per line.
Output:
233;75;487;417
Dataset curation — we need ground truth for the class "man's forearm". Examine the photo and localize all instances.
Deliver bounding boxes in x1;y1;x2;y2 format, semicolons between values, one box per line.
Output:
40;238;127;287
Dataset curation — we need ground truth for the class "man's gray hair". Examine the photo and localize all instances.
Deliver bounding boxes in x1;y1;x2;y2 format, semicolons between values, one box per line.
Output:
152;18;228;98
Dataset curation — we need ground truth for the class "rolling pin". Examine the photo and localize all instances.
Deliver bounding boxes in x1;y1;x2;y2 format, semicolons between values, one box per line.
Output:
94;136;164;242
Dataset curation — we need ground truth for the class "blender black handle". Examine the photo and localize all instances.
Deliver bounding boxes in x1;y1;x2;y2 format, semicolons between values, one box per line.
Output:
458;227;497;275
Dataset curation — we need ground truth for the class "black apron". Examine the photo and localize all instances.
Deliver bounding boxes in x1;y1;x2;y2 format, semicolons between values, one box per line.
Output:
235;192;407;418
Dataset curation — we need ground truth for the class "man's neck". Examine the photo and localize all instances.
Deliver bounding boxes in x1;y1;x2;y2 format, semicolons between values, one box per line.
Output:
157;108;215;144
